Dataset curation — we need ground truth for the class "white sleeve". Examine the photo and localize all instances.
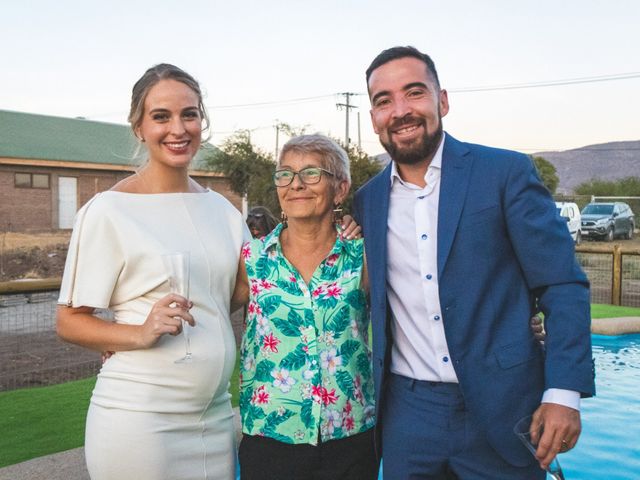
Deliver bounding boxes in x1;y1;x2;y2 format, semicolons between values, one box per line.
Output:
58;195;124;309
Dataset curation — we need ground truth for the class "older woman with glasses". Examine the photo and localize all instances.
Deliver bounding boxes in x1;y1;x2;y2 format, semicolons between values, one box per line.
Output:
231;134;378;479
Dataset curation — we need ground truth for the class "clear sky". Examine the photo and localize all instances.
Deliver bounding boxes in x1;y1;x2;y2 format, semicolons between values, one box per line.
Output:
3;0;639;157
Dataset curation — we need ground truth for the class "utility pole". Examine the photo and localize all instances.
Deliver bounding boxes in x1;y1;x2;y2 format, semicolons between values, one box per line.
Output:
274;122;280;160
336;92;358;146
357;112;361;150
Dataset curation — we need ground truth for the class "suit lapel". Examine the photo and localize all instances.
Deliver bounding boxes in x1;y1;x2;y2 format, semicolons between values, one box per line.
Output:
438;135;473;277
366;163;392;298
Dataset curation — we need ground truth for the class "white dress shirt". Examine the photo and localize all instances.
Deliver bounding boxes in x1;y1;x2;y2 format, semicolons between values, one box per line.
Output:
385;134;579;409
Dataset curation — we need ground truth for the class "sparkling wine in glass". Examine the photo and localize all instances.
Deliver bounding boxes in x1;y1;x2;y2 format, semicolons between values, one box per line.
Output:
514;414;565;480
162;252;194;363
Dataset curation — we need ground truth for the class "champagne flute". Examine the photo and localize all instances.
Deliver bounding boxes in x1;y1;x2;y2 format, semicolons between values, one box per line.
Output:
162;252;194;363
514;414;565;480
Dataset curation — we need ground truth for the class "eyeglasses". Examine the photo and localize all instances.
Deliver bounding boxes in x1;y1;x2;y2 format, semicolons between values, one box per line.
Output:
247;213;264;219
273;167;334;187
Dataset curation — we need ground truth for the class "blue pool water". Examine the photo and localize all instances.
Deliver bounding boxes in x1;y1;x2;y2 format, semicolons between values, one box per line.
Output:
236;334;640;479
559;334;640;479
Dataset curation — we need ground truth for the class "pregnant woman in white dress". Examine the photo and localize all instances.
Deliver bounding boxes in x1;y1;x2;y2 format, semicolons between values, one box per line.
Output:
56;64;247;480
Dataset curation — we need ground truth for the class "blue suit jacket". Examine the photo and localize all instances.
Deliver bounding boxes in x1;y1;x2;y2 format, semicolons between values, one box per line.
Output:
353;134;595;466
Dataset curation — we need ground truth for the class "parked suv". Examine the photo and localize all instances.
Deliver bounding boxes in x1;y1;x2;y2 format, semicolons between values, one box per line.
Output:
555;202;582;244
580;202;635;241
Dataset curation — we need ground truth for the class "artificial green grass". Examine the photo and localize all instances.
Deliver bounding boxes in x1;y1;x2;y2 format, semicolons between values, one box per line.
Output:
591;303;640;319
2;304;638;468
0;354;242;468
0;376;95;467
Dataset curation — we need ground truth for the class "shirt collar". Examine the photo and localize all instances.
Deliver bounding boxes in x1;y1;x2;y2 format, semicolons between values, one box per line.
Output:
389;132;446;186
260;222;346;257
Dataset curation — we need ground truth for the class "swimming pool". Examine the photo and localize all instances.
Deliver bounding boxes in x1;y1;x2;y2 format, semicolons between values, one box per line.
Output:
560;333;640;479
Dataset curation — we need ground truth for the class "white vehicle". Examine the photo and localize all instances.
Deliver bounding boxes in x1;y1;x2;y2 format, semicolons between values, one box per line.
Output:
555;202;582;244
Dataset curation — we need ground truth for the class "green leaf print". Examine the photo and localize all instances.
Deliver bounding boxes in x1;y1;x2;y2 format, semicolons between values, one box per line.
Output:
356;352;371;375
262;431;294;443
279;343;308;371
301;398;315;429
260;295;282;316
254;360;276;382
344;289;366;309
325;305;351;335
271;309;304;337
339;339;360;363
245;318;257;344
239;386;253;411
261;409;296;440
335;370;355;400
245;263;255;277
320;263;338;280
304;309;315;327
255;256;272;279
245;404;266;432
276;278;303;296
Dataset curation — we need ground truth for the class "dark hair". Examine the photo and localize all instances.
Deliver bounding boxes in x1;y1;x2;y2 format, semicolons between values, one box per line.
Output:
128;63;210;139
246;206;279;238
366;46;440;89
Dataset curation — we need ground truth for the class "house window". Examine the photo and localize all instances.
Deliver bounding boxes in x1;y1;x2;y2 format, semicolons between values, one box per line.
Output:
15;173;50;189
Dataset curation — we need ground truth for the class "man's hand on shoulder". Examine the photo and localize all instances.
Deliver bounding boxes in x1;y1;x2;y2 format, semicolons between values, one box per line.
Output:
531;403;581;470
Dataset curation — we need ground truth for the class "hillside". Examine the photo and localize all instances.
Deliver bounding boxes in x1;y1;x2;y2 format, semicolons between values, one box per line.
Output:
375;140;640;194
535;140;640;194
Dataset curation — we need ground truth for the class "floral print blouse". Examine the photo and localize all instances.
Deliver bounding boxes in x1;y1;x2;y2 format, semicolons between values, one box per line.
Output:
239;223;375;445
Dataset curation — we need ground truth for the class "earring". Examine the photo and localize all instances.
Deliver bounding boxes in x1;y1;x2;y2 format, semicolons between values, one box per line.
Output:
281;210;288;228
333;203;344;224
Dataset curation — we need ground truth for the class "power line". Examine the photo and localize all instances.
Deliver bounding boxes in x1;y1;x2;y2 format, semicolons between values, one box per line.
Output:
206;94;335;110
448;71;640;93
82;70;640;119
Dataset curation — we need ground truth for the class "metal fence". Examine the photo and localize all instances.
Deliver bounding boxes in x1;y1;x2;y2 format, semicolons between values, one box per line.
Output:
0;280;245;392
0;287;100;391
576;245;640;307
1;249;639;392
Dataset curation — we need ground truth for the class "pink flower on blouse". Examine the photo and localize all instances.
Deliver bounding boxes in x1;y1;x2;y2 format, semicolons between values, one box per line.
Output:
312;286;324;298
260;279;274;290
241;244;252;260
326;253;339;266
322;388;339;406
325;283;342;299
250;282;261;296
262;333;280;353
343;415;355;431
251;385;270;405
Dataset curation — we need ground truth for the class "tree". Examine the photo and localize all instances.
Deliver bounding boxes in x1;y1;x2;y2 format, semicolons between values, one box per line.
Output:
339;140;383;212
531;156;559;194
203;129;384;217
203;130;280;214
574;176;640;196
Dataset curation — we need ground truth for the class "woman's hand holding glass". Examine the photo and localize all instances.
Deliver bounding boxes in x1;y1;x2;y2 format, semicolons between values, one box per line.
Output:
138;293;194;349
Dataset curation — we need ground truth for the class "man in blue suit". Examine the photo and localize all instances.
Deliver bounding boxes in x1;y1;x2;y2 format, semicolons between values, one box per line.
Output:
353;46;595;479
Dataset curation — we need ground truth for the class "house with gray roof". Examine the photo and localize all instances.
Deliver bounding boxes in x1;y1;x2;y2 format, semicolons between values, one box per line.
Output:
0;110;239;232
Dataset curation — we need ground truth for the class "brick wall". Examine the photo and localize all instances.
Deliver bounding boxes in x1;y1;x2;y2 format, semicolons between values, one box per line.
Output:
1;163;241;232
0;166;53;231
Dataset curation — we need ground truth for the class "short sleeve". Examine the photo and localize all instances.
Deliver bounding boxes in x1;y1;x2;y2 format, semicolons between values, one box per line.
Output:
58;195;124;309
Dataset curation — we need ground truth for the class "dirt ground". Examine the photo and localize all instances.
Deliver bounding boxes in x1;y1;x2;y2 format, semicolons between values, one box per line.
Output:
0;232;71;282
0;230;639;282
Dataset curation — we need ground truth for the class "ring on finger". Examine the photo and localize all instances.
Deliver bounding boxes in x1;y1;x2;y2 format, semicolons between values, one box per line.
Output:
560;440;569;453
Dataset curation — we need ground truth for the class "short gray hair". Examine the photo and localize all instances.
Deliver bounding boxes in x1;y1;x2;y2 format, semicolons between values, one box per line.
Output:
279;134;351;184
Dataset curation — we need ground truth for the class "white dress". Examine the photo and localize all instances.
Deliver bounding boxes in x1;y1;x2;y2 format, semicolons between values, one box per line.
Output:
58;190;248;480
